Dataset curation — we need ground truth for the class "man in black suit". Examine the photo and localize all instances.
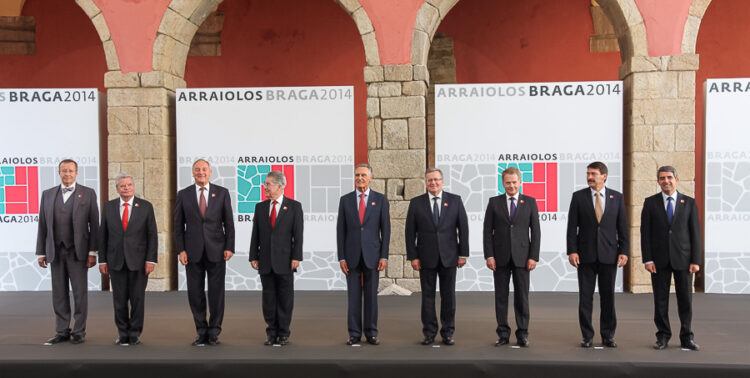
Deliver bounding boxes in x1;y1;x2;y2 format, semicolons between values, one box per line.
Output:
99;174;158;346
566;161;628;348
174;159;235;346
249;170;303;346
36;159;99;345
483;166;540;347
405;168;468;346
641;166;701;351
337;163;390;346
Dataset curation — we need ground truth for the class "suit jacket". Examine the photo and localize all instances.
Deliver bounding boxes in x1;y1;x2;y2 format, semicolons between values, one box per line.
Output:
566;187;629;264
173;183;235;263
336;190;390;270
99;197;158;271
405;192;469;269
36;184;99;263
483;194;541;267
249;196;304;275
640;192;701;270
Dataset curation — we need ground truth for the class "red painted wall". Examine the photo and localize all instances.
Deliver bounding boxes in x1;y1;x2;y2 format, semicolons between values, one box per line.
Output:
695;0;750;218
0;0;106;90
437;0;620;84
183;0;368;164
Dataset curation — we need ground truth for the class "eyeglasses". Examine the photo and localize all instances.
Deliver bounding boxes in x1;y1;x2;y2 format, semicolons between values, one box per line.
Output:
426;178;443;183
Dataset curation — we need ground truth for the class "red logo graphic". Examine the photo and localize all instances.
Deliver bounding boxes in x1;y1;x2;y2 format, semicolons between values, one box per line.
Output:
2;166;39;214
521;162;557;212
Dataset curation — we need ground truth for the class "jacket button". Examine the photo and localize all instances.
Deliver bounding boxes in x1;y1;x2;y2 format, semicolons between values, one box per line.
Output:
361;227;364;231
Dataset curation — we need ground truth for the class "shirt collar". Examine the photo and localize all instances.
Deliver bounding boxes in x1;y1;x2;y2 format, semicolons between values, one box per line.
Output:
590;187;606;197
506;192;519;201
120;197;134;207
357;188;371;197
662;191;678;202
429;191;443;201
195;182;210;192
270;195;284;205
61;183;76;191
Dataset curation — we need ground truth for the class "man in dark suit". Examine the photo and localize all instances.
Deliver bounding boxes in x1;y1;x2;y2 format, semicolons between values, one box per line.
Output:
36;159;99;345
641;166;701;351
405;168;468;346
483;166;540;347
337;163;390;346
566;161;629;348
249;170;303;346
99;174;158;346
174;159;235;346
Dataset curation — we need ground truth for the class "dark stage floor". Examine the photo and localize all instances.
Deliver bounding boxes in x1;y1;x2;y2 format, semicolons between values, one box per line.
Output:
0;291;748;378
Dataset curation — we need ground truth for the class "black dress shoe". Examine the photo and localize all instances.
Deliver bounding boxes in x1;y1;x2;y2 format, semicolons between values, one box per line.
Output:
192;335;208;346
346;336;361;345
681;340;700;351
129;336;141;345
517;337;529;347
495;338;509;346
366;336;380;345
278;336;289;346
421;336;435;345
115;337;129;346
654;339;668;350
70;335;85;344
264;336;277;346
602;339;617;348
581;339;593;348
44;334;70;345
442;336;455;345
208;336;220;346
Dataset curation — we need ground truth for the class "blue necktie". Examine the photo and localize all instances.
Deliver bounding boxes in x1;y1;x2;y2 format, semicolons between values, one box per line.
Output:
433;197;440;226
509;197;517;220
666;197;674;224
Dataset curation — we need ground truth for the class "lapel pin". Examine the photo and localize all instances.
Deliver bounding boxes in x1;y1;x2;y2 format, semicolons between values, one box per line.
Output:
211;193;216;197
372;202;376;206
610;195;614;199
78;194;82;198
135;203;140;207
444;203;448;207
680;199;685;203
520;199;525;204
283;206;288;210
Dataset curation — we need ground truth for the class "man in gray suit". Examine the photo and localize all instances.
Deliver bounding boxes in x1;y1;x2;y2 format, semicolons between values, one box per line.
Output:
99;174;158;346
36;159;99;345
483;167;540;347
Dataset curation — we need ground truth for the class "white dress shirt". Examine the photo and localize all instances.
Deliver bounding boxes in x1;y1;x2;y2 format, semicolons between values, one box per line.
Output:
428;191;443;216
356;188;370;207
195;182;210;206
60;183;75;203
119;197;133;223
269;195;284;216
506;192;520;217
591;187;606;214
645;191;679;266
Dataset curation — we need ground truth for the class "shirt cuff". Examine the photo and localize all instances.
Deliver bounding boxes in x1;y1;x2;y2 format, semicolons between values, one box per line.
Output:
100;262;106;265
147;261;157;265
88;251;98;256
643;261;654;265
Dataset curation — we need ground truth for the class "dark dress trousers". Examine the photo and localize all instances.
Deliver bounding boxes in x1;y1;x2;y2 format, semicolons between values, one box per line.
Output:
249;196;304;338
483;194;540;340
99;197;158;340
173;183;235;338
641;192;701;344
405;192;469;339
336;190;390;339
566;187;629;341
36;184;99;338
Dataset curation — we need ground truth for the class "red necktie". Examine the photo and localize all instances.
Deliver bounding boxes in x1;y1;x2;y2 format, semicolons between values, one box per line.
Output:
270;200;278;228
199;187;207;218
122;203;129;231
359;193;366;225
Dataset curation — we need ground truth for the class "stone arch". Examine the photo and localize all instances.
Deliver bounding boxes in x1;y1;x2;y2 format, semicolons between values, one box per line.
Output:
335;0;379;66
682;0;712;54
153;0;223;80
410;0;459;65
591;0;647;61
75;0;119;71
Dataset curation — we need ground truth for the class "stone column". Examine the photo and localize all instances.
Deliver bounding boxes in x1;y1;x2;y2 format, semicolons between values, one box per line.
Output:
365;64;428;293
621;54;698;293
105;70;184;291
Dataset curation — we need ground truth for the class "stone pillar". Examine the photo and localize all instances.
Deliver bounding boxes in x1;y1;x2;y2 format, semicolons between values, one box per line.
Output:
365;64;428;293
621;54;698;293
105;70;184;291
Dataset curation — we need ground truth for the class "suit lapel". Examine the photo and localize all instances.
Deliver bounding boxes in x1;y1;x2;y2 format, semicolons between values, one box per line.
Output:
189;185;202;215
362;191;377;225
70;185;80;219
583;189;597;220
601;188;614;220
274;196;288;226
672;192;685;224
437;193;448;227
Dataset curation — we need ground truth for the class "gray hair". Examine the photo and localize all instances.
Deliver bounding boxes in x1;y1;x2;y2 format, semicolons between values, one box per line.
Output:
192;158;211;169
115;173;134;186
266;170;286;188
355;163;373;178
425;168;443;179
657;165;678;179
